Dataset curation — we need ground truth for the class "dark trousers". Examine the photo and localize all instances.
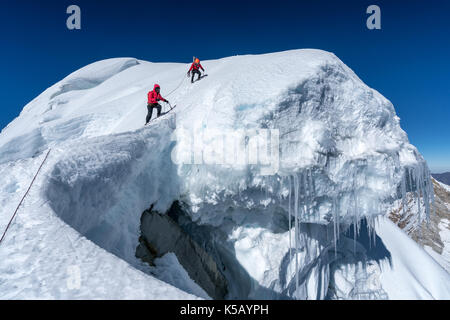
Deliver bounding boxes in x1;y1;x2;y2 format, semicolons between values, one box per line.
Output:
191;69;201;83
146;103;161;123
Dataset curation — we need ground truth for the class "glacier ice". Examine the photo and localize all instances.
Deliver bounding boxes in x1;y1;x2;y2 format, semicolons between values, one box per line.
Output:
0;50;447;299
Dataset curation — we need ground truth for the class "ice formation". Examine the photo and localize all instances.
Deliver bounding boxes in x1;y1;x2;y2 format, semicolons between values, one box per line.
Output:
0;50;447;299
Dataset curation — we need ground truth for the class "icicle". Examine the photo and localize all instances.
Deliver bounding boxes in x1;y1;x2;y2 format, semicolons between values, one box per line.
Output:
418;165;424;215
337;195;340;239
372;216;376;248
288;175;292;276
422;169;431;223
293;173;299;291
401;168;407;215
418;167;425;240
427;166;436;218
353;175;358;253
310;169;317;222
413;167;422;221
299;171;305;221
308;168;315;221
305;169;311;220
303;170;309;220
332;195;338;257
353;218;357;254
408;167;413;193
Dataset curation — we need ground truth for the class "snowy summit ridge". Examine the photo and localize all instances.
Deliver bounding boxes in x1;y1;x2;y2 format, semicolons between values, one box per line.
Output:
0;49;447;300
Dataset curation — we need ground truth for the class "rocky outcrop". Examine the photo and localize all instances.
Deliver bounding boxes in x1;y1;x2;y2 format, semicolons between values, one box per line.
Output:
389;179;450;260
136;203;228;299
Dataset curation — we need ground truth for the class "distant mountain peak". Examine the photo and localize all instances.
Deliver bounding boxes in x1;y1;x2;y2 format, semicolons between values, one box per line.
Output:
432;172;450;186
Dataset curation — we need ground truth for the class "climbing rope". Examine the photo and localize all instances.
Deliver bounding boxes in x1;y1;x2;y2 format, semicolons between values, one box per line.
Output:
165;74;187;98
0;149;52;245
156;73;188;115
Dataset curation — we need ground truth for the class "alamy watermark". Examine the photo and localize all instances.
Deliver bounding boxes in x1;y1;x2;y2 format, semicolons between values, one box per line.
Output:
171;127;280;176
367;5;381;30
66;5;81;30
65;5;381;31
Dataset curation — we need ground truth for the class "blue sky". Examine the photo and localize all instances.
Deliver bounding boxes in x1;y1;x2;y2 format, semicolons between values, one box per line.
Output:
0;0;449;172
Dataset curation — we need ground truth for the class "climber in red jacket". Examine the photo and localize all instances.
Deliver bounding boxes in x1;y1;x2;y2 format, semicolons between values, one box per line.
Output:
188;58;205;83
146;84;169;124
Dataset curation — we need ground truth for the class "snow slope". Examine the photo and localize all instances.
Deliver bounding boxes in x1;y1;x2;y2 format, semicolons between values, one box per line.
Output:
0;50;448;299
376;216;449;299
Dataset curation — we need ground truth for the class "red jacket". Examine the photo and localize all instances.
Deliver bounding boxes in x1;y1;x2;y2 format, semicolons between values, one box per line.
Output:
148;84;167;104
189;62;204;72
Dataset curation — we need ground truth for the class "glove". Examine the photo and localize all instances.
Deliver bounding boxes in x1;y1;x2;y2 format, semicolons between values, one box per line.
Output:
187;71;190;77
165;100;169;104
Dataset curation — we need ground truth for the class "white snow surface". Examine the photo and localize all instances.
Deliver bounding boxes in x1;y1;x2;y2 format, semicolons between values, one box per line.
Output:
0;50;448;299
376;217;450;299
152;253;211;300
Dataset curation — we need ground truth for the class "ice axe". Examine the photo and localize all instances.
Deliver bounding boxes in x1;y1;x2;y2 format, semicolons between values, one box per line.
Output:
166;101;175;110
